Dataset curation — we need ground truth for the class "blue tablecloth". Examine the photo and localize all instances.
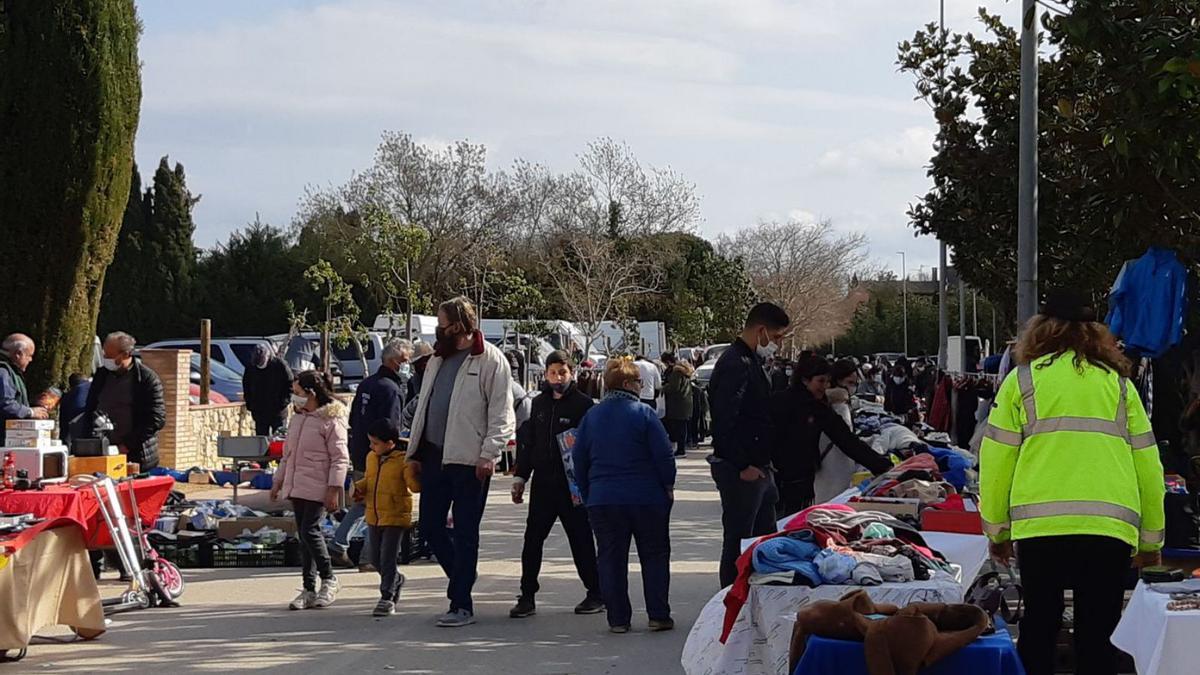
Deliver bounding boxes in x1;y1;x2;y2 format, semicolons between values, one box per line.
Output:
794;617;1025;675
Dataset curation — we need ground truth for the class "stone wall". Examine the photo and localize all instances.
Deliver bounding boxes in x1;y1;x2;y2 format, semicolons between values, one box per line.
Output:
185;403;257;468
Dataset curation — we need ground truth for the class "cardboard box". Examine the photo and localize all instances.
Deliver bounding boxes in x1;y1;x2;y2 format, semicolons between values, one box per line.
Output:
846;497;921;519
216;516;297;540
188;471;215;485
4;428;54;440
68;454;128;479
3;436;57;448
5;419;55;430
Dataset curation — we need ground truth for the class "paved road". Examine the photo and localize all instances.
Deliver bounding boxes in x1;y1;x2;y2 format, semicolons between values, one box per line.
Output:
23;455;724;674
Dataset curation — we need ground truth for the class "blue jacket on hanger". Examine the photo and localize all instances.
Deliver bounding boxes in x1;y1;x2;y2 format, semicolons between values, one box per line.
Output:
1106;247;1188;357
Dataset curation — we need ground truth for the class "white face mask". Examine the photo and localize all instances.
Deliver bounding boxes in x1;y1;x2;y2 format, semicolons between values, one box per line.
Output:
291;393;310;409
756;331;778;360
893;376;906;385
101;357;120;372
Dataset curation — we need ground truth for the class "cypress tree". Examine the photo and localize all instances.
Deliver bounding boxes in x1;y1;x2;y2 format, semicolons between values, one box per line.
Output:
0;0;142;390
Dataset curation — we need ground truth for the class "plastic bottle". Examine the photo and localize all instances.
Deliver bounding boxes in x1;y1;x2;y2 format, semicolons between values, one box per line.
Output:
3;452;15;490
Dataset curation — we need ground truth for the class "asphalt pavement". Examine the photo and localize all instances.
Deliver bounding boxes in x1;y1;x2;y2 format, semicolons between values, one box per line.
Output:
21;454;725;674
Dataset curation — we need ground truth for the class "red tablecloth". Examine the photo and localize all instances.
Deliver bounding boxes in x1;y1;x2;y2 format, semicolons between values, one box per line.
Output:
0;476;174;549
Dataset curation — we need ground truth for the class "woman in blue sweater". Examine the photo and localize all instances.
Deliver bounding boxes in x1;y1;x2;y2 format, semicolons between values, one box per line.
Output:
573;357;677;633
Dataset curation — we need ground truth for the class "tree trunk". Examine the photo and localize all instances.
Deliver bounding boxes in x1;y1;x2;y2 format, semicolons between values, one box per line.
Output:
0;1;142;392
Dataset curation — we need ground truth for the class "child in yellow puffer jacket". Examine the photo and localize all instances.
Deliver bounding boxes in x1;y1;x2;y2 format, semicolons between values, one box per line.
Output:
353;418;421;617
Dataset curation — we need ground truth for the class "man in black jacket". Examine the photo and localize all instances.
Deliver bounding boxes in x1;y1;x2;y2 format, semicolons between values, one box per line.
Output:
86;332;166;470
708;303;789;588
509;350;603;618
242;344;293;436
769;356;892;517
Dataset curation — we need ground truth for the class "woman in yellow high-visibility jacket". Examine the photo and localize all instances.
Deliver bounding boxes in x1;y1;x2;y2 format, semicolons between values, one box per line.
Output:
980;289;1165;675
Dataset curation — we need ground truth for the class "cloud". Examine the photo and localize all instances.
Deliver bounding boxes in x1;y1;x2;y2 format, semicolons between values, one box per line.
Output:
816;127;936;174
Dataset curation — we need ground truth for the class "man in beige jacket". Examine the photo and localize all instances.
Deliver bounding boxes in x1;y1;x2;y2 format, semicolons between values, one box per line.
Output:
408;296;515;627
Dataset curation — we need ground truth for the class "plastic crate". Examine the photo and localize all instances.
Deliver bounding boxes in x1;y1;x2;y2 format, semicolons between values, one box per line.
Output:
150;538;214;569
212;544;287;568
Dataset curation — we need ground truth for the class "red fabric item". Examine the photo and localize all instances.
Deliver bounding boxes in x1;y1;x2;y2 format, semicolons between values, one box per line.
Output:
928;376;953;432
928;494;966;512
719;504;856;644
0;517;82;555
0;476;174;549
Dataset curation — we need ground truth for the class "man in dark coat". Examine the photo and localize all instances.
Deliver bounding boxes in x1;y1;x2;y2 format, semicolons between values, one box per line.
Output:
331;338;413;569
708;302;790;588
85;332;166;470
509;350;602;618
242;344;293;436
0;333;51;446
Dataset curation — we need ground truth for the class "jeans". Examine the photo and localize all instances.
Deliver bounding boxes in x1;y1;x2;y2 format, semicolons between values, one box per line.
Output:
369;525;407;600
292;498;334;592
253;412;285;436
419;455;489;614
588;503;672;628
1016;535;1132;675
331;472;374;563
711;459;778;588
520;473;601;599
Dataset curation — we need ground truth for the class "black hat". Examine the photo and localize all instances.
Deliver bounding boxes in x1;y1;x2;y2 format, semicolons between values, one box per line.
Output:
1040;288;1096;322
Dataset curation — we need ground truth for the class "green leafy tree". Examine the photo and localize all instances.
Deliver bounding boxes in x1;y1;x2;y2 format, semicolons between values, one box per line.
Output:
0;0;142;390
193;220;308;336
898;2;1200;311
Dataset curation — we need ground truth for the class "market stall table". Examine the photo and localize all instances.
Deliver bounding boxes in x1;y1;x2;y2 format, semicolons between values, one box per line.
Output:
1111;581;1200;675
0;518;106;655
793;616;1024;675
681;532;989;675
0;476;174;549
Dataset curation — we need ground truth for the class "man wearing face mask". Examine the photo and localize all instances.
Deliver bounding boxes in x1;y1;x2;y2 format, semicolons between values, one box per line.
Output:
331;338;413;569
0;333;50;446
509;350;602;619
242;343;294;436
707;302;791;588
407;296;515;628
84;332;166;470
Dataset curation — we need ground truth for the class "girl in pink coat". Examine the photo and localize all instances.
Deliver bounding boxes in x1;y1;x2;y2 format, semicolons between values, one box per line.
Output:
271;370;349;610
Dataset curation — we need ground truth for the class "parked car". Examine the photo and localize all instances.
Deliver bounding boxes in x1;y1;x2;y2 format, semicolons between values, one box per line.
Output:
270;334;350;391
144;337;274;375
269;332;382;387
694;361;715;389
188;354;244;402
703;343;731;364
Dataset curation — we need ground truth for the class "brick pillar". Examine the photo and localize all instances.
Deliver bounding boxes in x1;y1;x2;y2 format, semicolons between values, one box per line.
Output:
141;348;193;469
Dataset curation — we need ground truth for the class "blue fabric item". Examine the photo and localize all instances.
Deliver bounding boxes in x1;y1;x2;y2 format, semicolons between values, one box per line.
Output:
250;473;274;490
1106;247;1188;358
148;467;190;482
794;617;1025;675
752;531;823;585
573;391;675;507
814;548;856;584
920;446;972;491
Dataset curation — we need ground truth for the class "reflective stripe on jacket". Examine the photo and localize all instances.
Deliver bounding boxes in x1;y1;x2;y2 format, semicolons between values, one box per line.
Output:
979;352;1165;553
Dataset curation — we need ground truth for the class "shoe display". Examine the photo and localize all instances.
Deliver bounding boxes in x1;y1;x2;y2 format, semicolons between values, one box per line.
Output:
510;595;536;618
312;577;340;608
289;590;316;611
648;617;675;632
574;596;605;615
436;608;476;628
373;599;396;617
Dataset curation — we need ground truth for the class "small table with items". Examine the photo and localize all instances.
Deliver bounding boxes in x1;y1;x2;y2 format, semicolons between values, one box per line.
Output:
0;476;174;548
0;518;106;658
1111;580;1200;675
681;531;990;675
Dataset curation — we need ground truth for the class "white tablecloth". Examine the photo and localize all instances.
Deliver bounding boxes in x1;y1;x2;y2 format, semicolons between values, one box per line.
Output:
682;532;989;675
1111;581;1200;675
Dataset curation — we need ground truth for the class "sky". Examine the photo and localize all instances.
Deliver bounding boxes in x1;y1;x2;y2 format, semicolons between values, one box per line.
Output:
134;0;1015;276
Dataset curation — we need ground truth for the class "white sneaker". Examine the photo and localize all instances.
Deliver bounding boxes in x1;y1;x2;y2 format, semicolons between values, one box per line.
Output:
437;608;476;628
312;577;340;608
289;590;316;611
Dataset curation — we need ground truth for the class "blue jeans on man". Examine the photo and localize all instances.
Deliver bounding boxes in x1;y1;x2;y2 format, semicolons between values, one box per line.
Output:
419;456;489;614
331;471;373;565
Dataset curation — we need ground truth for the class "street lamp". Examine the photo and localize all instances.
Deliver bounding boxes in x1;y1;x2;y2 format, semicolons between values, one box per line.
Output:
898;251;908;356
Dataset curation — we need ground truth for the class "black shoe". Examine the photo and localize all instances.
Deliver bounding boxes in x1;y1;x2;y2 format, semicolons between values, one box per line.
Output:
649;617;675;632
330;551;355;569
509;595;536;618
674;450;686;457
574;596;605;615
